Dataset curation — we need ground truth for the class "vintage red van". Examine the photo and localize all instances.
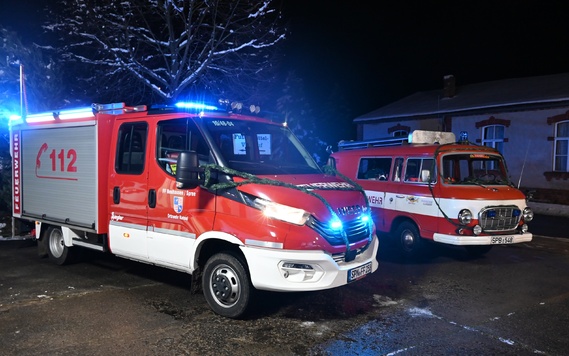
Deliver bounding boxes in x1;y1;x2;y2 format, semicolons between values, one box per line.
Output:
330;130;533;257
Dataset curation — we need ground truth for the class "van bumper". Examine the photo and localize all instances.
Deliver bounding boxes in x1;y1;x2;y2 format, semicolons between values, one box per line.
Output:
242;235;379;292
433;232;533;245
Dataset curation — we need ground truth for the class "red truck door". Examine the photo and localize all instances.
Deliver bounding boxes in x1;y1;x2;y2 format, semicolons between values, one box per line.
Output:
145;117;216;270
108;121;150;260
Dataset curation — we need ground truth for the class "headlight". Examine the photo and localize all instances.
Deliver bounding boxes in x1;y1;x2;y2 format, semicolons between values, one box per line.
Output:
253;198;310;225
458;209;473;225
523;207;534;222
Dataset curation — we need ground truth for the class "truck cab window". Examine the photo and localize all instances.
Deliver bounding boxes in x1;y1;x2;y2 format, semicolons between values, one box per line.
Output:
115;122;148;174
157;118;210;176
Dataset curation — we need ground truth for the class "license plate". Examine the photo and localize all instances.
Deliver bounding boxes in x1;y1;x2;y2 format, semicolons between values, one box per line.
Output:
348;262;372;283
490;235;514;244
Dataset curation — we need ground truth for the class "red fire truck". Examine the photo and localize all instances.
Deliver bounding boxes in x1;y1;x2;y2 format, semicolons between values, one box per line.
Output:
330;130;533;258
10;101;378;318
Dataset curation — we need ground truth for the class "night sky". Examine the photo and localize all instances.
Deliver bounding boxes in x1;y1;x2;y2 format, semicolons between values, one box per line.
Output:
3;1;569;143
283;1;569;119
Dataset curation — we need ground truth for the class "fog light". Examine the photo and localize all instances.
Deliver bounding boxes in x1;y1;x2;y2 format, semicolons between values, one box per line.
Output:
473;225;482;235
521;224;529;233
280;262;319;282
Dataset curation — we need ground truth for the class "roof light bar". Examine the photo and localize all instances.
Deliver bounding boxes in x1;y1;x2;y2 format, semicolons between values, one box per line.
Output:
175;102;218;111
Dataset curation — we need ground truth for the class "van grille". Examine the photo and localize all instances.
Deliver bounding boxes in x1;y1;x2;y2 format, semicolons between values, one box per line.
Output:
478;205;521;232
308;215;372;247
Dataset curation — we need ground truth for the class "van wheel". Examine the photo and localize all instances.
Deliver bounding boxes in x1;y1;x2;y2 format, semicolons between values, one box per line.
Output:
46;226;76;265
395;221;423;258
202;252;252;319
465;245;493;257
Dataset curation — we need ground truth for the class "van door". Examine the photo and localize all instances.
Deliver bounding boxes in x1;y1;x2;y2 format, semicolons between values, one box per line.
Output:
108;121;150;260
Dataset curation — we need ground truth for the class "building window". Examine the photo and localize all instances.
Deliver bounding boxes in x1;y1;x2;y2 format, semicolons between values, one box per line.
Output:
481;125;505;154
554;121;569;172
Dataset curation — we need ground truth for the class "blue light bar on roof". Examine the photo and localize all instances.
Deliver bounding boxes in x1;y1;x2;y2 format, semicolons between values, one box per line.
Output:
22;106;95;123
175;102;218;111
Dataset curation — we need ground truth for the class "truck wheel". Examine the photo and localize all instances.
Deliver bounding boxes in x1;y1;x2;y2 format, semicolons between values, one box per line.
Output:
46;226;75;265
465;245;493;257
202;252;252;319
395;221;423;258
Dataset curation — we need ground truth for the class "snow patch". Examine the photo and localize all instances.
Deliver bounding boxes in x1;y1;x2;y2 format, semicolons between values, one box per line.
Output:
408;307;435;318
499;337;515;345
373;294;398;307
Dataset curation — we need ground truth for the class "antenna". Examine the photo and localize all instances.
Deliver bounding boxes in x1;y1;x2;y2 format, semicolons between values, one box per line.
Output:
517;141;530;189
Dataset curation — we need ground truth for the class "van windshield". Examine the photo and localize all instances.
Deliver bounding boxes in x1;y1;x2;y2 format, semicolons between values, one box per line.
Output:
203;119;321;175
442;153;511;186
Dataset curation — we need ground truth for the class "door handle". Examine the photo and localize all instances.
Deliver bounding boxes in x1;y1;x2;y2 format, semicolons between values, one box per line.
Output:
113;187;120;204
396;195;405;199
148;189;156;208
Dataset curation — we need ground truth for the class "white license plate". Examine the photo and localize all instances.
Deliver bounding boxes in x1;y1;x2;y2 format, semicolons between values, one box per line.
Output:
490;235;514;244
348;262;372;283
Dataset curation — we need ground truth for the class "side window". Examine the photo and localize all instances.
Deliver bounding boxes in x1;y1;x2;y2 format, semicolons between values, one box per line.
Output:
482;124;505;154
357;157;392;180
157;118;210;176
405;158;435;183
115;122;148;174
554;121;569;172
391;157;404;181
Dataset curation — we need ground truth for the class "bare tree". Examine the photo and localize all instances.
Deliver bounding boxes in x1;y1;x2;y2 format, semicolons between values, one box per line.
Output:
43;0;287;104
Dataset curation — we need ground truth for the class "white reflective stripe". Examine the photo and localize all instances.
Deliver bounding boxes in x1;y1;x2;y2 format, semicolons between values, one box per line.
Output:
364;189;527;218
245;239;283;249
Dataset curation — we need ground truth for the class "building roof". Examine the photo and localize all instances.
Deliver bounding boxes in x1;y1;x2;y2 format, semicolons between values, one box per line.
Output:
355;72;569;123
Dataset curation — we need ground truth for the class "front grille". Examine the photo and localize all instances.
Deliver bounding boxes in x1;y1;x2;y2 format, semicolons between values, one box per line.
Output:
478;205;521;232
308;215;372;247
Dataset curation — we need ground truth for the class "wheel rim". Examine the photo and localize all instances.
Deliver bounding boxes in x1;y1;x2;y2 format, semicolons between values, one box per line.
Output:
209;263;241;308
401;229;415;252
49;229;65;258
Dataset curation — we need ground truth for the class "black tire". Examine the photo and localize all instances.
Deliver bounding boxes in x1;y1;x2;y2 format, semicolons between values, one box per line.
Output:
45;226;76;265
202;252;253;319
465;245;493;257
395;221;423;258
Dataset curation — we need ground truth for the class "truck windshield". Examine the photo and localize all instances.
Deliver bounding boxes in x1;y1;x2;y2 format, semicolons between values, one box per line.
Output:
204;119;321;175
442;153;511;186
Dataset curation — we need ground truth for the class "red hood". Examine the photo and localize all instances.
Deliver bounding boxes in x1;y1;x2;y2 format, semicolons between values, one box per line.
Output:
235;174;368;221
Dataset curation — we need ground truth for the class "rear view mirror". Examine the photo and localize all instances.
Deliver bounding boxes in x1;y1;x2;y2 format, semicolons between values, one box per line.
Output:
175;151;204;188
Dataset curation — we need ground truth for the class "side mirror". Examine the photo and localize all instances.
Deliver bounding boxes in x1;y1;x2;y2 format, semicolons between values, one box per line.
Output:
175;151;204;189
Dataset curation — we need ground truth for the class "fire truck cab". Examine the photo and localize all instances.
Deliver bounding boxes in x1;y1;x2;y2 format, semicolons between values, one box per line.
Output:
10;101;379;318
330;130;533;258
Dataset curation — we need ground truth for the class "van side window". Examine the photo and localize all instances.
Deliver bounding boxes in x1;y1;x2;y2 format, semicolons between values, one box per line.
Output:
157;118;210;176
115;122;148;174
405;158;435;183
357;157;392;180
392;157;404;181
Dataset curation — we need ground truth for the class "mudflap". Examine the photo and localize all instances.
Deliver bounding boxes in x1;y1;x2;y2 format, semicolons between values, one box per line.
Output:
190;267;203;294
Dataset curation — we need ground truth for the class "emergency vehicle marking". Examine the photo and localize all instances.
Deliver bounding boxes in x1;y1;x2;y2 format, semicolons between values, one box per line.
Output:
173;196;183;213
35;143;79;181
110;212;124;221
211;120;235;126
167;213;189;221
297;182;354;189
12;132;21;215
406;196;420;204
365;190;384;208
162;188;196;197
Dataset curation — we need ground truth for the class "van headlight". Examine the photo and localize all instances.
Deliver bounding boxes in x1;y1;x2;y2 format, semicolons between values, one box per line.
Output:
458;209;473;225
523;207;534;222
253;198;310;225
